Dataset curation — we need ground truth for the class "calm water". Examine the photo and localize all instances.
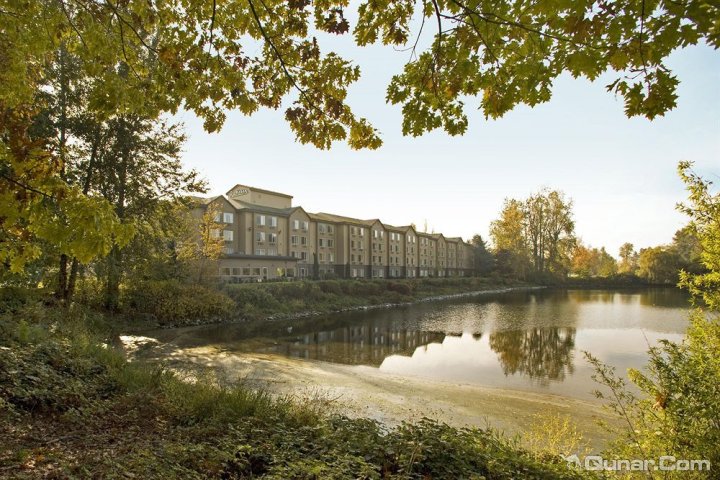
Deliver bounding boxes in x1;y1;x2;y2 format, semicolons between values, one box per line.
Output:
148;288;690;401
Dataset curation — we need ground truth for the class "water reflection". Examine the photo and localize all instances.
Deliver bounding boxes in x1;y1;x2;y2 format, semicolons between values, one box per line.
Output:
141;288;690;399
262;325;445;367
489;328;576;385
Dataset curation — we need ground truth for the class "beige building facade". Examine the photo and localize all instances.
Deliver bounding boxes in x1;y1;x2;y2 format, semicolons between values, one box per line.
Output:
195;184;475;282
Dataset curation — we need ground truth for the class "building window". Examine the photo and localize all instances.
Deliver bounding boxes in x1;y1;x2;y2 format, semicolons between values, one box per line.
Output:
319;238;325;247
291;235;298;245
329;253;334;263
300;236;307;246
268;233;277;244
223;212;234;223
319;253;324;262
268;247;277;256
223;230;234;241
300;252;307;260
255;248;266;256
256;232;265;242
328;239;334;247
210;228;221;238
293;219;300;230
269;216;278;228
359;228;365;237
327;225;334;234
319;224;326;234
302;221;309;231
256;215;265;226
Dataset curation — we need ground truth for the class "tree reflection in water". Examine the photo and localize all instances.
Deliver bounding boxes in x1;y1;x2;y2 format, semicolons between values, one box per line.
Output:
489;327;576;385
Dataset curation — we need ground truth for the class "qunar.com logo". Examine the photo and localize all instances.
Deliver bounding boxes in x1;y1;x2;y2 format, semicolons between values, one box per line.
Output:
561;454;711;472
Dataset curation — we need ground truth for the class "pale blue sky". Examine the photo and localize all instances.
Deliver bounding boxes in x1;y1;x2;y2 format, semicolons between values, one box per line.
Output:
176;35;719;257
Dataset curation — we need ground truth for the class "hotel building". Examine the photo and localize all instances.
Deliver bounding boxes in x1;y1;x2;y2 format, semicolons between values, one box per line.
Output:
194;184;475;281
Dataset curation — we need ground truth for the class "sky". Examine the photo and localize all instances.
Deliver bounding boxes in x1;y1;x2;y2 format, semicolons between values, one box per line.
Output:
175;28;719;257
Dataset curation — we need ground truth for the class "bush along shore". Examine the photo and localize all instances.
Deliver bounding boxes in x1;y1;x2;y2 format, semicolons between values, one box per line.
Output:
118;277;540;329
0;305;593;479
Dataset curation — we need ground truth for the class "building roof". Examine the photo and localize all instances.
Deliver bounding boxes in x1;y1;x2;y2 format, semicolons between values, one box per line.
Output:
187;195;223;206
309;212;376;226
226;184;293;199
226;198;295;216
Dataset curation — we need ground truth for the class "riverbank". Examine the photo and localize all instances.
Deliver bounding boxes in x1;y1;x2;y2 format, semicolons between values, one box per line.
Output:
122;277;540;329
0;306;591;479
129;338;621;452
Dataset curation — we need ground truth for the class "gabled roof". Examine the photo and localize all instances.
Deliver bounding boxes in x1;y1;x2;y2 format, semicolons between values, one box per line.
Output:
365;219;386;229
188;195;223;206
310;212;375;226
396;225;417;234
227;198;294;216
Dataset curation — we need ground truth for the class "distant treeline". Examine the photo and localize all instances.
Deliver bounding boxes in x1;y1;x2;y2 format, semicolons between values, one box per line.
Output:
470;189;703;286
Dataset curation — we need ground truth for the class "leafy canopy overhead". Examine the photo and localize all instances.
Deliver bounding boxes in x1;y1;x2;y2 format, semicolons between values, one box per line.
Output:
1;0;717;273
2;0;718;147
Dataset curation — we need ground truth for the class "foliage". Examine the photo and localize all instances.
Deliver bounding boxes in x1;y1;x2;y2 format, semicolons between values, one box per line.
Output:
0;305;593;479
618;242;639;274
587;162;720;478
523;413;591;460
636;245;681;284
490;189;575;281
490;198;530;279
571;243;618;278
3;0;716;275
677;162;720;310
123;280;236;326
177;201;225;284
471;234;495;275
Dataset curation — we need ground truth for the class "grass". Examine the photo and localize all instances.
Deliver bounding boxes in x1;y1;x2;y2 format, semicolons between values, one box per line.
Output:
117;276;532;327
0;303;594;479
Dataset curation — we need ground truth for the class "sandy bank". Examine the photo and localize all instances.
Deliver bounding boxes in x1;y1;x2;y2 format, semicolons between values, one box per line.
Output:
128;338;620;451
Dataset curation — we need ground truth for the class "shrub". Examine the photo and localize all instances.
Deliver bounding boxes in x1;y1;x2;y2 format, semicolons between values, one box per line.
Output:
0;287;44;313
318;280;343;295
387;281;413;296
124;280;235;326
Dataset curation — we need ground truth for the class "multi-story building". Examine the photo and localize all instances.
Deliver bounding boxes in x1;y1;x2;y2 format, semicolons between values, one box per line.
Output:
194;184;475;281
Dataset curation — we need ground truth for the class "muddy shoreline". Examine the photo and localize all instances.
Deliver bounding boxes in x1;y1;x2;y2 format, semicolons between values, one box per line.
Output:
126;340;619;452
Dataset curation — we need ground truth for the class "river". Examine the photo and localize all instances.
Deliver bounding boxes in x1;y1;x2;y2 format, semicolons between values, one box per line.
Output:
126;287;690;449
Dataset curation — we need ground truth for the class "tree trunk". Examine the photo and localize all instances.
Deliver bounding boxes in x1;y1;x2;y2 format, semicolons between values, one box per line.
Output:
104;246;122;311
56;254;69;301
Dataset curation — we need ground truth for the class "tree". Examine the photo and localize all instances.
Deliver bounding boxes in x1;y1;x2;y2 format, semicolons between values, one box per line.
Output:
672;225;704;275
178;202;225;285
490;190;575;281
3;0;717;274
637;246;681;284
618;242;638;274
470;234;494;275
524;189;575;277
587;162;720;474
490;199;529;279
677;161;720;309
571;243;599;277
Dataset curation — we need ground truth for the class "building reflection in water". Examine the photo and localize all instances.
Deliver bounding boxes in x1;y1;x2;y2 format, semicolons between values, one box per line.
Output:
261;324;445;367
260;320;577;386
